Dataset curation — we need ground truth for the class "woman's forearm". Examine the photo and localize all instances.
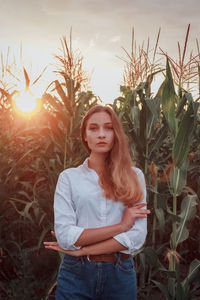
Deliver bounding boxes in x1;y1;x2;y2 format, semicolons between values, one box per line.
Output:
81;237;128;255
74;203;149;247
74;223;125;247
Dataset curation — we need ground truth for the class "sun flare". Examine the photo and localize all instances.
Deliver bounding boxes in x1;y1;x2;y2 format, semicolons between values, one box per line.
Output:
12;91;42;117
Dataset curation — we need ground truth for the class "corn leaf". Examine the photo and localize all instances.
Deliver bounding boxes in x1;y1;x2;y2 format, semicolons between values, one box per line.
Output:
176;93;192;118
152;280;171;299
184;259;200;284
130;106;140;135
54;80;72;115
175;194;197;247
160;59;177;135
172;101;199;168
169;162;188;196
143;247;163;268
155;208;165;232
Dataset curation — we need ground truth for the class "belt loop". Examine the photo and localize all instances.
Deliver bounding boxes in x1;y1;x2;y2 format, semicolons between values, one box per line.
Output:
80;256;84;264
114;252;121;267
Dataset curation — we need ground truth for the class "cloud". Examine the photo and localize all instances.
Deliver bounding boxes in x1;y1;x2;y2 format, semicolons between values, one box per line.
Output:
0;0;199;102
41;0;200;22
110;36;121;43
88;39;95;49
41;0;71;14
41;0;125;15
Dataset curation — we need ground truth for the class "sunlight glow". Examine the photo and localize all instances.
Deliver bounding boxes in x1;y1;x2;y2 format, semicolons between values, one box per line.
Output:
12;91;42;117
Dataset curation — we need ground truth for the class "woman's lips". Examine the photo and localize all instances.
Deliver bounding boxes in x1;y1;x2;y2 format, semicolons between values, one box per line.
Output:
97;142;107;145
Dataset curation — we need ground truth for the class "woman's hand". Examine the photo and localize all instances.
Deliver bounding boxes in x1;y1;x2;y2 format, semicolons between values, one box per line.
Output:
120;203;150;231
43;231;84;257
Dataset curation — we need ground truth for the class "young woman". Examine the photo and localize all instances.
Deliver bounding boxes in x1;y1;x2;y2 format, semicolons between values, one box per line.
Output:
44;105;150;300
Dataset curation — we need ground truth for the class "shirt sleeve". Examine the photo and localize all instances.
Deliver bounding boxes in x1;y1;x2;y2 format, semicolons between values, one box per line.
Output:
113;168;147;254
54;171;85;250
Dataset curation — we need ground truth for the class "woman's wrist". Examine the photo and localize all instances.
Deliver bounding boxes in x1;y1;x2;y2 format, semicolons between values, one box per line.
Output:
119;222;129;233
81;247;88;256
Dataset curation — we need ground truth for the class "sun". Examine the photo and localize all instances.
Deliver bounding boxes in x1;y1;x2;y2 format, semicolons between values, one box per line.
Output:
12;91;42;117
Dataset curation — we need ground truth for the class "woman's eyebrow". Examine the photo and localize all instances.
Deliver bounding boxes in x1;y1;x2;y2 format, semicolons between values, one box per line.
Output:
88;122;113;125
88;123;98;126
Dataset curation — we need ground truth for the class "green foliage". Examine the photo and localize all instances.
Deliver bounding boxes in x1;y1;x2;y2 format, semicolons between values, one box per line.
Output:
0;29;200;299
160;59;177;135
172;100;199;168
112;56;200;299
171;194;197;249
113;71;164;173
152;259;200;300
0;37;97;299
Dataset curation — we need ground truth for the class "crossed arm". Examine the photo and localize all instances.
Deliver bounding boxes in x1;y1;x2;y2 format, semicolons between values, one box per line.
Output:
44;203;150;256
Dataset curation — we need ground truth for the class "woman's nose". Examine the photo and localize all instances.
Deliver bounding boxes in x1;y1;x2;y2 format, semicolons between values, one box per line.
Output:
98;128;105;137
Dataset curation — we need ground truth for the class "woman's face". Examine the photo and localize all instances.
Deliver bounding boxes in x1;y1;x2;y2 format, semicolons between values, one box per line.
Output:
85;111;115;154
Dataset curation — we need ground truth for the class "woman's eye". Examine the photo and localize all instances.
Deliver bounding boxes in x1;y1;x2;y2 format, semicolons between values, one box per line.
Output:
89;127;97;130
106;127;113;130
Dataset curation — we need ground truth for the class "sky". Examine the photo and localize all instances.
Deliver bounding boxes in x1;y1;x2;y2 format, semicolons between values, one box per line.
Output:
0;0;200;103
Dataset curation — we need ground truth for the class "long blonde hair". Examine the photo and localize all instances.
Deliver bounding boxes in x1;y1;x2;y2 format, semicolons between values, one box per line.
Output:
80;105;143;206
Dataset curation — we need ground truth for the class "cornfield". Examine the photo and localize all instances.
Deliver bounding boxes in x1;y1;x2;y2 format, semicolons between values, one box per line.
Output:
0;25;200;299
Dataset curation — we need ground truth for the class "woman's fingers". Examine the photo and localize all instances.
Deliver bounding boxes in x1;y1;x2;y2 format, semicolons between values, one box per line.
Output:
134;214;148;218
128;203;148;210
43;242;82;256
129;208;150;215
134;203;147;207
130;205;150;214
43;242;61;252
51;231;56;237
43;241;58;246
135;209;150;214
43;233;58;250
45;245;58;249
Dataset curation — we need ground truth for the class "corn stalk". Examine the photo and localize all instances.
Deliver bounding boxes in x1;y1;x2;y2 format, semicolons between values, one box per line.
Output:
158;58;199;298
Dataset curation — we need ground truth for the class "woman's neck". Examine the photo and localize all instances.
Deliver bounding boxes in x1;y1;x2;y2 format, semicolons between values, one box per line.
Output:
88;153;107;175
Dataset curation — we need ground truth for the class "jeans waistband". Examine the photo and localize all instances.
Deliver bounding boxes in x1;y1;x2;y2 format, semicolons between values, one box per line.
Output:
81;252;131;262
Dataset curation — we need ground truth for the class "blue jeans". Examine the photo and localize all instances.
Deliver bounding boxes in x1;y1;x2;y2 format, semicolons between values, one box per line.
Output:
56;253;137;300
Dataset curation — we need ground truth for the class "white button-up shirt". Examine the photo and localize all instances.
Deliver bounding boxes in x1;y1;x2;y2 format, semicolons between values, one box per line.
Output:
54;158;147;254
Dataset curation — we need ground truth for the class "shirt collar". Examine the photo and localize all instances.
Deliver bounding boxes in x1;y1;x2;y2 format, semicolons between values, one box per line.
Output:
82;157;90;170
82;157;99;178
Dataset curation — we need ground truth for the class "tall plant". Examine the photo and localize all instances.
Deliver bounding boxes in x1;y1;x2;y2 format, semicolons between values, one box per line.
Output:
152;59;200;299
113;28;200;297
42;32;97;172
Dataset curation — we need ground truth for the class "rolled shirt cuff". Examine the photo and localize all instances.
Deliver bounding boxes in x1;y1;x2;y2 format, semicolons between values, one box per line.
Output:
113;232;134;254
56;225;85;250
